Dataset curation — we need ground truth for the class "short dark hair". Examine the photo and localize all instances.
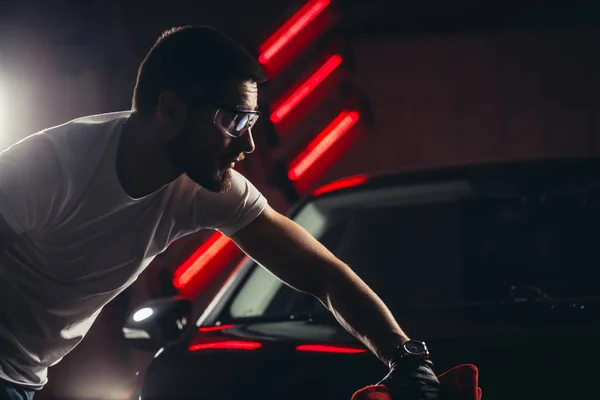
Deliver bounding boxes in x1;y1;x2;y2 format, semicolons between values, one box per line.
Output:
132;26;267;113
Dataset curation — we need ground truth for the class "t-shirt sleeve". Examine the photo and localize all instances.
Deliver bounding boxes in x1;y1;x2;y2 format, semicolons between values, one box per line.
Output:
0;135;65;234
193;169;268;237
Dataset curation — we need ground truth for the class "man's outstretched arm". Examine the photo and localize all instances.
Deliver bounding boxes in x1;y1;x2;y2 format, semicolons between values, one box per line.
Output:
230;204;409;365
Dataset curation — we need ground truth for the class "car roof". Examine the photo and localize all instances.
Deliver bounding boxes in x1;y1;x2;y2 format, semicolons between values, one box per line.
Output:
311;156;600;198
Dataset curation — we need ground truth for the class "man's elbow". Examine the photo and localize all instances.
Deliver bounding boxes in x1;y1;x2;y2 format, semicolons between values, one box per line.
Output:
285;269;327;304
300;260;349;308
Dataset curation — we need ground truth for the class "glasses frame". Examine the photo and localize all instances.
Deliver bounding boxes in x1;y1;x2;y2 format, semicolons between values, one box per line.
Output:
180;93;261;138
211;105;261;138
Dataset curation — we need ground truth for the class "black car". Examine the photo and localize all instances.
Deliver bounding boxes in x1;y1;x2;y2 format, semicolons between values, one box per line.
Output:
124;158;600;400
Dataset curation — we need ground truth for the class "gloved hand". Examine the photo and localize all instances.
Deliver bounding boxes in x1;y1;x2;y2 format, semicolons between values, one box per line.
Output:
378;359;442;400
352;363;482;400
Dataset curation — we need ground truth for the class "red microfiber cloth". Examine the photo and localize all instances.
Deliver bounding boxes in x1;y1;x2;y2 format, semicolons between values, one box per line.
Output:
351;364;482;400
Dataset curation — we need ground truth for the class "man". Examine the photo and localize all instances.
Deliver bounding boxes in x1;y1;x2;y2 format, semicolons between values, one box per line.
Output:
0;26;440;399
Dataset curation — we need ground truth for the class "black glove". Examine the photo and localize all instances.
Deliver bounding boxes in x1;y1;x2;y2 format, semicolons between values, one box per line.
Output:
378;358;442;400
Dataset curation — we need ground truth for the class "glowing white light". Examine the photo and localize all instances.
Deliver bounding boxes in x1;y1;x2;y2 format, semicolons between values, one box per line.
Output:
0;77;5;134
132;307;154;322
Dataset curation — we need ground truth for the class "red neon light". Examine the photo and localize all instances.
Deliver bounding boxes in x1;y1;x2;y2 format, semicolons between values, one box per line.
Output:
189;341;262;351
258;0;331;65
173;232;232;289
198;324;235;333
271;54;343;124
296;344;367;354
288;111;361;181
312;175;368;196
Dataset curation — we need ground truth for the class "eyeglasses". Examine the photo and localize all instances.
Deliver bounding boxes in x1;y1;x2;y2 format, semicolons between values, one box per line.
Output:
213;106;260;138
182;94;261;138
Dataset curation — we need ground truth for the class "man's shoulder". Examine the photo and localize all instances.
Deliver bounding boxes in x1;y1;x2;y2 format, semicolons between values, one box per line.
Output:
43;111;130;142
7;111;130;153
68;111;132;126
193;169;267;236
40;111;130;163
0;131;59;168
172;170;262;210
0;111;131;191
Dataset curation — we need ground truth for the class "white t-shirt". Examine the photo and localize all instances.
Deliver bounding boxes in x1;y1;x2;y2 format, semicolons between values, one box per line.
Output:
0;111;267;389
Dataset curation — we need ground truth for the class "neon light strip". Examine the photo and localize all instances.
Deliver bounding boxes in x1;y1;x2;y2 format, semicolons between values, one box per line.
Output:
258;0;331;65
288;111;361;181
173;232;231;289
271;54;342;124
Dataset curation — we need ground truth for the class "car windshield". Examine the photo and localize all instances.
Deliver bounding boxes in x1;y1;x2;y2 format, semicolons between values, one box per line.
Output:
222;176;600;324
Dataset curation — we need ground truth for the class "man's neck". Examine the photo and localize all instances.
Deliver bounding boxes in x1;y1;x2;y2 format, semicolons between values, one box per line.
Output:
117;112;182;199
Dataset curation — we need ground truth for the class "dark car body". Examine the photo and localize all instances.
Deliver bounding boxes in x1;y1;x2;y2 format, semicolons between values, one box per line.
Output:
130;158;600;400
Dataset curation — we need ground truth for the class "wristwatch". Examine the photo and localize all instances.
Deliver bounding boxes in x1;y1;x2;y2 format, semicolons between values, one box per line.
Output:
391;340;430;366
381;340;439;393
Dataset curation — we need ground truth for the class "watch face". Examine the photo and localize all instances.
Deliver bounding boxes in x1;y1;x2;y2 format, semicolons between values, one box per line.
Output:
404;341;427;355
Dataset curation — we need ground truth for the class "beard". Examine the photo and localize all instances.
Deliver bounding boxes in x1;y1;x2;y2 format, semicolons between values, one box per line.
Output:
187;164;233;193
166;123;247;193
166;137;239;193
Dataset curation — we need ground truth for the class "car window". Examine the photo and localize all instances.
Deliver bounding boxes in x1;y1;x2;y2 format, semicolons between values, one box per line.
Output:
225;181;600;322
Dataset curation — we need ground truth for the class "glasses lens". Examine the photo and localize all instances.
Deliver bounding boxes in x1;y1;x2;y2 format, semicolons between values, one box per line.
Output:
244;113;259;131
214;110;259;137
215;110;235;131
229;113;258;137
235;114;250;133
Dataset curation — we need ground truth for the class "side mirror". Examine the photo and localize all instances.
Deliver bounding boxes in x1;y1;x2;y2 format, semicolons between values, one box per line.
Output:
123;296;192;352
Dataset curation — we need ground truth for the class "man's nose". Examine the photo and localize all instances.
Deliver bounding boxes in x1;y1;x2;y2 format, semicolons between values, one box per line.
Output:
238;128;256;154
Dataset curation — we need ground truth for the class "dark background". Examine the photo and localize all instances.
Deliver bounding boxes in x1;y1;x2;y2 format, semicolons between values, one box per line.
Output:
0;1;599;398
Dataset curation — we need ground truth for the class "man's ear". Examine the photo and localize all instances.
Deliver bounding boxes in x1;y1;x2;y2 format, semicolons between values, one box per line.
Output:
157;91;186;135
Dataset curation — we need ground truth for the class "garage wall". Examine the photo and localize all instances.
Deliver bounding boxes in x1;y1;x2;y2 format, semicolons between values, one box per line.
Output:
319;27;600;185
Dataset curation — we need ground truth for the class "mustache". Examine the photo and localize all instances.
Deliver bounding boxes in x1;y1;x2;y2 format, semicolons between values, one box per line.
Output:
222;153;245;162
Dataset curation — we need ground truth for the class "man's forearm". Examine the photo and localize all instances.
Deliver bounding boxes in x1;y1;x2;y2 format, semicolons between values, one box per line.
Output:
317;261;410;366
231;207;410;366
